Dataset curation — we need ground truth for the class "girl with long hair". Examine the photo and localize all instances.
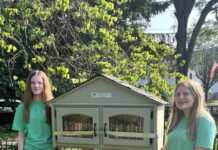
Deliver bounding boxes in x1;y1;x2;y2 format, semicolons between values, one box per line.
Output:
12;70;54;150
163;79;217;150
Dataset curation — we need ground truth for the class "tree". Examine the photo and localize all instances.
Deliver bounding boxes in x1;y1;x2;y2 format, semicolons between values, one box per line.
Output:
191;49;218;101
173;0;218;75
0;0;181;111
115;0;170;28
189;21;218;101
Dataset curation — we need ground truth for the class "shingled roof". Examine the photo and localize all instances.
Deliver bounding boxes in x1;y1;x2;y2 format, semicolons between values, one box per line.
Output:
99;74;168;105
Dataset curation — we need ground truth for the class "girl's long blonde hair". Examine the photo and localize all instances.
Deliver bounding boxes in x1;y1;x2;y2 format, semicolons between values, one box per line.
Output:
166;79;208;139
23;70;53;123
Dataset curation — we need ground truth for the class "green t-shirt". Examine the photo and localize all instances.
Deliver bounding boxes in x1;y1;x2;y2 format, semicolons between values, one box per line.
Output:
166;113;217;150
12;102;53;150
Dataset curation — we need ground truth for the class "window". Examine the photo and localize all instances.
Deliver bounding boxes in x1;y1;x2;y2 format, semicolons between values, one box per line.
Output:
62;114;93;138
109;114;144;140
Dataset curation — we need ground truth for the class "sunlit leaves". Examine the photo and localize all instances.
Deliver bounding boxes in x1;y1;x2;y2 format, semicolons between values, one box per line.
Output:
0;14;5;25
23;64;31;70
47;67;56;75
6;45;17;53
0;39;6;48
56;66;70;79
33;42;44;50
35;8;53;21
23;8;32;19
55;0;71;11
4;8;18;16
99;28;115;42
17;80;25;92
97;62;112;74
30;27;45;40
44;34;55;46
32;55;46;63
0;0;181;100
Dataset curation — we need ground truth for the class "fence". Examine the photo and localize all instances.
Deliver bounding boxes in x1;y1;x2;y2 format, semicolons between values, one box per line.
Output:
0;141;83;150
0;140;17;150
0;139;217;150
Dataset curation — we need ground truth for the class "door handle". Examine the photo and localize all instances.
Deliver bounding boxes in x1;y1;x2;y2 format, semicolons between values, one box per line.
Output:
93;123;97;136
104;123;107;137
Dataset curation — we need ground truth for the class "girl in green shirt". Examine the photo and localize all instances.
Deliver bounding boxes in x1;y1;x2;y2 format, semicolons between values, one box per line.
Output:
12;70;54;150
163;79;217;150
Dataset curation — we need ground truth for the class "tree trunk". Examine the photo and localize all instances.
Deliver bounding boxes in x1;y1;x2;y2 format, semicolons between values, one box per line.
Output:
205;88;209;102
173;0;195;75
173;0;218;76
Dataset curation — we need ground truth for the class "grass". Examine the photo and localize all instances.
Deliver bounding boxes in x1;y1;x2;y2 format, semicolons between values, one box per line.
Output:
214;139;218;150
0;131;217;150
207;99;218;105
0;131;17;141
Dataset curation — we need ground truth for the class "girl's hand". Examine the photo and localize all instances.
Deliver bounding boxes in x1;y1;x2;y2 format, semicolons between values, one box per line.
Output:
18;132;25;150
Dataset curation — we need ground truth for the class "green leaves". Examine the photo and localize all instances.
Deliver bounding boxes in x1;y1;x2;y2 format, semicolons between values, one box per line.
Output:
0;0;181;101
32;56;45;63
4;8;18;16
18;80;25;92
48;67;56;75
6;45;17;53
56;66;70;79
33;42;44;50
0;14;5;25
55;0;71;11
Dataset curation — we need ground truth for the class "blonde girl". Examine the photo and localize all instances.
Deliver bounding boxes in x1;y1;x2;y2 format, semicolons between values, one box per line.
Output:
163;79;217;150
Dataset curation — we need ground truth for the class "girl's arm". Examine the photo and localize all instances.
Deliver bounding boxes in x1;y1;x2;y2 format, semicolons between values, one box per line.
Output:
161;142;166;150
18;131;25;150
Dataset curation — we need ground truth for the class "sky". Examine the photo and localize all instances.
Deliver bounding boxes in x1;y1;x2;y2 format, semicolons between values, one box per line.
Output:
145;3;200;33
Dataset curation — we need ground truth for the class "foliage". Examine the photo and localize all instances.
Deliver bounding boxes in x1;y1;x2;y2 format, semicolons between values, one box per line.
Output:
189;21;218;101
115;0;170;28
173;0;218;76
0;0;181;104
191;50;218;101
194;21;218;49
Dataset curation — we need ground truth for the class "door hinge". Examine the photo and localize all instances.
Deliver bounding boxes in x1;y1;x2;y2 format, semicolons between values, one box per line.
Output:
54;109;57;118
150;138;153;144
150;110;153;119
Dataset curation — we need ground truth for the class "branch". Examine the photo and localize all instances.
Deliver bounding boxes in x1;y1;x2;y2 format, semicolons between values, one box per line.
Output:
185;0;196;19
8;36;28;65
40;19;60;57
49;56;78;73
213;7;218;21
188;0;218;54
30;49;46;71
52;42;60;57
173;0;195;19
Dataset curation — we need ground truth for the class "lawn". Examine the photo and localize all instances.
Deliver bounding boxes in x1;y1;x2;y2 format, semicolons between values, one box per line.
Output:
215;139;218;150
0;131;217;150
207;99;218;105
0;131;17;141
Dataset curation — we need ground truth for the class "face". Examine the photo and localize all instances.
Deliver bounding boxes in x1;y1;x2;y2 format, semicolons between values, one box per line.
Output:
174;86;195;116
31;75;44;97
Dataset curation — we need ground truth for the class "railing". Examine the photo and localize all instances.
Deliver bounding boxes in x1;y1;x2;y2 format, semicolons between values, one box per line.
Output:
1;136;218;150
0;140;17;150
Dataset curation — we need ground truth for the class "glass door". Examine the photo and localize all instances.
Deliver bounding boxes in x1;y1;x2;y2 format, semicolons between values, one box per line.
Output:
56;107;99;145
103;108;151;147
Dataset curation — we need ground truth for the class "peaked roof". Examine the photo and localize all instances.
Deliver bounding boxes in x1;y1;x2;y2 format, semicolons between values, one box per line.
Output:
99;74;168;105
49;74;168;105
